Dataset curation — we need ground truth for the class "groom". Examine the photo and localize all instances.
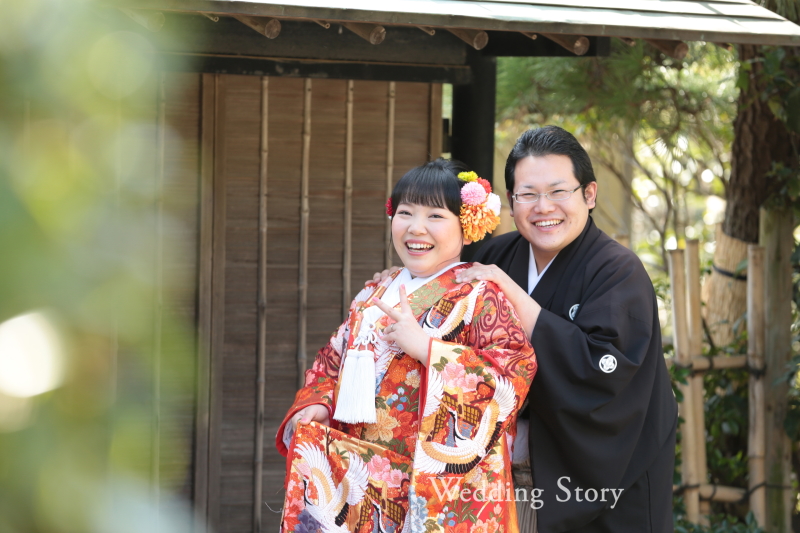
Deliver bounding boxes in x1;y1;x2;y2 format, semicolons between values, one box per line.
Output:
458;126;677;532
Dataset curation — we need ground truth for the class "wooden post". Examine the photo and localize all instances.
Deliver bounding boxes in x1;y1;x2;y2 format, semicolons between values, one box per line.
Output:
747;244;766;526
384;82;396;270
669;249;699;523
152;72;166;511
253;76;269;533
759;207;794;533
540;33;590;55
343;80;354;320
194;73;217;533
297;79;312;388
685;240;709;523
428;83;442;161
446;28;489;50
645;39;688;59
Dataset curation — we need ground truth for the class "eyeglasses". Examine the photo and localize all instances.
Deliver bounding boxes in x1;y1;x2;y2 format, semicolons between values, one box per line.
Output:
511;185;582;204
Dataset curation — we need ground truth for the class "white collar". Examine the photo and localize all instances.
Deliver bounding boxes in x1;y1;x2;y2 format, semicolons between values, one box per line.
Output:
528;246;556;294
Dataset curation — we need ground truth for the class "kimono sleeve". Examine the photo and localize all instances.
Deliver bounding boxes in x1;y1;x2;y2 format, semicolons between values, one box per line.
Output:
423;282;537;449
275;284;375;456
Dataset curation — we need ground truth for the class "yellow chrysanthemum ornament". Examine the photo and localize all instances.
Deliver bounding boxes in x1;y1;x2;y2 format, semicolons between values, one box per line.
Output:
457;171;479;183
457;172;501;241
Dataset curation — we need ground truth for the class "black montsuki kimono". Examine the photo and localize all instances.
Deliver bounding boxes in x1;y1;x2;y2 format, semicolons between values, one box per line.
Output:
474;217;677;533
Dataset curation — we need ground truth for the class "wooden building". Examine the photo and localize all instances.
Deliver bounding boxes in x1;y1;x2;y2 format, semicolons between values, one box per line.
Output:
108;2;800;532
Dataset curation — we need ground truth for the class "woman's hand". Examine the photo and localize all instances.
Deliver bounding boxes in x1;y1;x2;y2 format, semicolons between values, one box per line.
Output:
372;285;430;365
367;266;400;285
291;404;330;431
455;262;514;293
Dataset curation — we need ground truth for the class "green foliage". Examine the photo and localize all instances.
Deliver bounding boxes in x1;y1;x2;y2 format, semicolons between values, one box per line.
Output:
674;510;765;533
497;41;735;272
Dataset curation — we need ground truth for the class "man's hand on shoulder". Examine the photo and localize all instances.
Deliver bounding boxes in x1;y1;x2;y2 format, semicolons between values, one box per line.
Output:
367;266;400;285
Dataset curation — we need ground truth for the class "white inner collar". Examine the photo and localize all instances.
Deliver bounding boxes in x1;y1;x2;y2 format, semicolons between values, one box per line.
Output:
528;246;557;294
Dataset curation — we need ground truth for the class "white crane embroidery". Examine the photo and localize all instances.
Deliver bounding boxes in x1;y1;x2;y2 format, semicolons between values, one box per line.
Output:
295;442;370;532
414;375;516;474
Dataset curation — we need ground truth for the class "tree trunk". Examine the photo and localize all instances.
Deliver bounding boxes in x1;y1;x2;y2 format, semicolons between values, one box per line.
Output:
724;45;794;243
703;45;795;346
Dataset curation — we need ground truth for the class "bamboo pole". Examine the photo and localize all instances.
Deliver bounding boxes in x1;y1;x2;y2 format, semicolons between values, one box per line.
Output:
194;73;217;532
384;82;396;270
747;244;766;527
207;74;228;530
253;76;269;533
759;207;794;533
669;249;699;523
343;80;354;320
698;484;747;503
685;240;709;523
151;72;166;512
297;79;312;388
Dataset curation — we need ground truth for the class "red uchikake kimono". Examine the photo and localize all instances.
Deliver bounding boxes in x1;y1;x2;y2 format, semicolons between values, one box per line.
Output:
276;263;536;533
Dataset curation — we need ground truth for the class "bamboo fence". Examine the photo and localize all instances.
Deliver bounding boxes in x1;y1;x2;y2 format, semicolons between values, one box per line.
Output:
669;240;767;526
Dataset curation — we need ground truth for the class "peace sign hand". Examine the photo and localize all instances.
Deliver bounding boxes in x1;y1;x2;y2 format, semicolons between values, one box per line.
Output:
372;284;431;366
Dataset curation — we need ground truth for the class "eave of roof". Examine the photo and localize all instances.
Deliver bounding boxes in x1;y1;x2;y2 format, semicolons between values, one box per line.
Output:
126;0;800;46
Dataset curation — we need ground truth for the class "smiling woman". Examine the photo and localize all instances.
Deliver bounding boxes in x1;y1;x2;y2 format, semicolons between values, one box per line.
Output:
276;159;535;533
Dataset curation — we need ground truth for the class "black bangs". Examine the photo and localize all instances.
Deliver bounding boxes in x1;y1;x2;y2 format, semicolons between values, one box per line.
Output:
391;158;470;217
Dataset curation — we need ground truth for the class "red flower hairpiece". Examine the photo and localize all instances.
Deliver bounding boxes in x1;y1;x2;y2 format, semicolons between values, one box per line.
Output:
385;197;394;217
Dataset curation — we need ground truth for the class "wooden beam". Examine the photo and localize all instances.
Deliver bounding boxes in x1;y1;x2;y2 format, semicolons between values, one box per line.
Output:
193;72;216;533
341;22;386;44
417;25;436;36
119;7;165;32
232;14;281;39
521;32;538;40
384;82;396;270
201;12;219;22
314;20;330;29
645;38;688;59
617;36;636;46
343;80;354;321
447;28;489;50
760;207;794;533
747;244;767;527
253;76;269;533
207;73;227;532
297;78;312;388
669;249;699;524
685;240;709;523
540;33;590;55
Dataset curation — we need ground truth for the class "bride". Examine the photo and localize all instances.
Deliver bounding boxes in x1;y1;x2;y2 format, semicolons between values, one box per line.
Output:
277;159;537;533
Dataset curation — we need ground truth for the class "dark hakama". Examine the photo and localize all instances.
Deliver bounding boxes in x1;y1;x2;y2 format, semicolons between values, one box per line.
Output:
474;217;677;533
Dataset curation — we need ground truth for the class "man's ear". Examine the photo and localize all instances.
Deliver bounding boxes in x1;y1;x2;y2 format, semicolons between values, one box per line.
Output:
583;182;597;210
506;190;514;216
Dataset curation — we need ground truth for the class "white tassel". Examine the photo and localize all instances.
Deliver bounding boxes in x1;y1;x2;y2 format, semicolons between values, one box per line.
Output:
333;349;377;424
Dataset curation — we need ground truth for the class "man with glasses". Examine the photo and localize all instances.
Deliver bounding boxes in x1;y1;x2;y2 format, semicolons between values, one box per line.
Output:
456;126;677;532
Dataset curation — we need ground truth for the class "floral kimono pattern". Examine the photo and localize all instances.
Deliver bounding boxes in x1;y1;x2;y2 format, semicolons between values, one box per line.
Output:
277;263;536;533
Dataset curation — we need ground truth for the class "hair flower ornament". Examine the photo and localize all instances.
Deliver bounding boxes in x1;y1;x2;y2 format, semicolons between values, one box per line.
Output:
385;197;394;217
458;172;501;242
